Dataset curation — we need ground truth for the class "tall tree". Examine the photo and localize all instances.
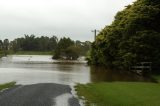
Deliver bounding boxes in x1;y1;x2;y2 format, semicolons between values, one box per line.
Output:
90;0;160;71
0;40;3;50
3;39;9;55
58;37;74;50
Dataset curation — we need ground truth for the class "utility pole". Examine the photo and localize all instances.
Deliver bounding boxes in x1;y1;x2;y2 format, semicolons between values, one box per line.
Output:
92;29;99;41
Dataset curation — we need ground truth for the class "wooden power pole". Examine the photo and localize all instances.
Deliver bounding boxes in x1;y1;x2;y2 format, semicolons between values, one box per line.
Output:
92;29;99;41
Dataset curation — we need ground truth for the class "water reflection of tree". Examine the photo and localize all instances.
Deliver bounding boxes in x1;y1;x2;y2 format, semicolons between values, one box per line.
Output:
90;66;153;82
56;64;74;72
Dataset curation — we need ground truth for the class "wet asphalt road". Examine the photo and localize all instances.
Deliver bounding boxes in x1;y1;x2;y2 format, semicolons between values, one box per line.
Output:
0;83;80;106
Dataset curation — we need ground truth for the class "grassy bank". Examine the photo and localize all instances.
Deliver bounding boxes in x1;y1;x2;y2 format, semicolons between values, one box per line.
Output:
0;82;16;91
75;82;160;106
11;51;53;55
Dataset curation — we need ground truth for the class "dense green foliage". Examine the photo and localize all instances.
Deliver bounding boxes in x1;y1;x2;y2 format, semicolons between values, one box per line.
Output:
10;35;58;52
0;35;91;59
53;37;91;60
53;37;75;59
0;39;9;57
76;82;160;106
90;0;160;70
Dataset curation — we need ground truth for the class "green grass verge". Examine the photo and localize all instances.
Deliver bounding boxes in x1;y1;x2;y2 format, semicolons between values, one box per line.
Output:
75;82;160;106
11;51;53;55
0;82;16;91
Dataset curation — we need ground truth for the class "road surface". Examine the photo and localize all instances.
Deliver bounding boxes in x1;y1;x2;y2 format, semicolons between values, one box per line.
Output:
0;83;80;106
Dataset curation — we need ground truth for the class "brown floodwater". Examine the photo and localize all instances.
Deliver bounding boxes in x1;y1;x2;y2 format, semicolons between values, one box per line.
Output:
0;55;152;85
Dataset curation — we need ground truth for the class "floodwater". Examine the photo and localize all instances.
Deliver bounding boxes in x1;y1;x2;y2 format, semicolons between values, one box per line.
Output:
0;55;154;106
0;55;151;85
0;55;90;85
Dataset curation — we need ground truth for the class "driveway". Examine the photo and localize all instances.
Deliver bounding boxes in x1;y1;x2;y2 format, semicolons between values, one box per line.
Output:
0;83;80;106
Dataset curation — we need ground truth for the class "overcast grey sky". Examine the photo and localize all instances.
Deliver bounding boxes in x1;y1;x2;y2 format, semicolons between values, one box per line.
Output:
0;0;135;41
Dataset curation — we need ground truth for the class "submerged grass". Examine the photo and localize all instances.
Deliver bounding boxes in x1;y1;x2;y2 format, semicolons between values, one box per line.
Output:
75;82;160;106
12;51;53;55
0;82;16;91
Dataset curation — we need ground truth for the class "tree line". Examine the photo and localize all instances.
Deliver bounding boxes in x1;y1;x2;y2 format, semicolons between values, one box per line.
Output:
0;35;91;60
89;0;160;72
0;39;9;56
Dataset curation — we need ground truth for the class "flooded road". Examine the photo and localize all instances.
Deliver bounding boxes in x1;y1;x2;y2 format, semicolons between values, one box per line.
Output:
0;55;87;106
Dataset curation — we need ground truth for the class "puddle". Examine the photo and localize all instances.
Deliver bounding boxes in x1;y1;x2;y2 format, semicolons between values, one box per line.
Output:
54;93;73;106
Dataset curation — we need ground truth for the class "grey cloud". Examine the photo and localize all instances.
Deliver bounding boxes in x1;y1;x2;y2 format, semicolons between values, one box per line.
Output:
0;0;135;41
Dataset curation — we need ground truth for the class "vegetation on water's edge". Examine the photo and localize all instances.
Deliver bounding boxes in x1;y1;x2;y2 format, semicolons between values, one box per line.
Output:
0;35;91;59
0;82;16;91
75;82;160;106
90;0;160;71
0;54;3;58
0;51;5;58
52;37;91;60
10;51;53;55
